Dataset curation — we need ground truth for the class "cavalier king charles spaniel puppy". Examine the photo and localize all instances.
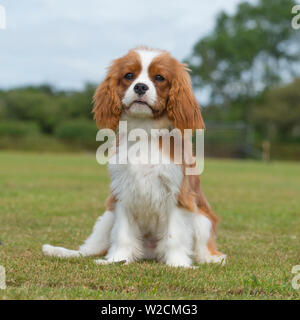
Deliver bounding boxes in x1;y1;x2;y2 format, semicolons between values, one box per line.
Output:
42;47;226;267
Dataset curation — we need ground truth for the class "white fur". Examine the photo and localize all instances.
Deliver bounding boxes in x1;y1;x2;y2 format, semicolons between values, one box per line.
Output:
42;244;83;258
79;210;114;256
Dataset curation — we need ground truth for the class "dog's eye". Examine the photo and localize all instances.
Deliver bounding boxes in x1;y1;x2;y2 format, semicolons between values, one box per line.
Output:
124;73;134;80
154;75;165;82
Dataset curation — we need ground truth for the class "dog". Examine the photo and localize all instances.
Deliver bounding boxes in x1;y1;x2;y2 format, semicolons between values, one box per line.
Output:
42;46;226;267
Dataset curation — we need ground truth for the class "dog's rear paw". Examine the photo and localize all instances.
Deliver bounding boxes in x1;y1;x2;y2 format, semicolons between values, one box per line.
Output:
197;253;227;265
42;244;56;256
42;244;81;258
208;253;226;265
94;259;128;265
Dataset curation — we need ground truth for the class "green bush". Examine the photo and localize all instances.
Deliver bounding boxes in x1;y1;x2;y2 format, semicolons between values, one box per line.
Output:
54;119;98;149
0;121;40;138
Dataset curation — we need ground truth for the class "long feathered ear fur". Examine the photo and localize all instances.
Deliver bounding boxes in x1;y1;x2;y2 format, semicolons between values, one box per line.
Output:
92;61;122;130
167;61;205;131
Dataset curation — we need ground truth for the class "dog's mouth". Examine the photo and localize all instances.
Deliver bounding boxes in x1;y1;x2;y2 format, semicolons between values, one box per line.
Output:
132;100;151;108
123;99;159;118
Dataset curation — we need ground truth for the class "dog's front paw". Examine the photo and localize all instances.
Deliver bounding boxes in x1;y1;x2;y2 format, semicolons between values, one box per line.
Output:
165;252;192;268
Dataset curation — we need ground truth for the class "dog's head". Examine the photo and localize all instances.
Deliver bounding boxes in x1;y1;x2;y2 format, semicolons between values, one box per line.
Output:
93;46;204;131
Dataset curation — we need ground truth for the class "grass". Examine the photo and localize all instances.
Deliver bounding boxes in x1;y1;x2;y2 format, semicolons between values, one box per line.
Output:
0;151;299;300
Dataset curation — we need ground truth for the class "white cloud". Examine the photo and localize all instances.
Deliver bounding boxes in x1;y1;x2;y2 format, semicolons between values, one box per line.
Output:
0;0;241;90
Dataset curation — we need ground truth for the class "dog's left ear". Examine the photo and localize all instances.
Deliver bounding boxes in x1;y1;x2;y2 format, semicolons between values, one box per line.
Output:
92;61;122;131
167;60;205;132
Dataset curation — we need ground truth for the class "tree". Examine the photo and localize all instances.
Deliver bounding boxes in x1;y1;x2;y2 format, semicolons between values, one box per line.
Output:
2;86;62;133
251;78;300;141
187;0;300;122
0;83;97;133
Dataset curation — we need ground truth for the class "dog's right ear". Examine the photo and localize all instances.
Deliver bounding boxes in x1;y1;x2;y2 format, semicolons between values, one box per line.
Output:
92;61;122;131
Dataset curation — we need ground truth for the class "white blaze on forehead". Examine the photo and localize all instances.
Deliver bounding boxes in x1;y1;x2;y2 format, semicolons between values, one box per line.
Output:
135;49;162;90
122;49;162;109
136;49;162;72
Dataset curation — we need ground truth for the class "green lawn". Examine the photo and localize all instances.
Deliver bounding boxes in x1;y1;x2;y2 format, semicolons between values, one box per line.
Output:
0;151;299;299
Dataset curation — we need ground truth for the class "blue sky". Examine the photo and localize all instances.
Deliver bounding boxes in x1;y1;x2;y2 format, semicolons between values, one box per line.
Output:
0;0;242;93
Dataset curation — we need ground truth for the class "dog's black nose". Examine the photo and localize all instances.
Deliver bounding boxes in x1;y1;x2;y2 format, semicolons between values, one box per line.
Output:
134;83;149;96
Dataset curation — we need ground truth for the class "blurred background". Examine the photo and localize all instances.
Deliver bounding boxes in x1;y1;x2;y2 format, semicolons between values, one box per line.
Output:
0;0;300;160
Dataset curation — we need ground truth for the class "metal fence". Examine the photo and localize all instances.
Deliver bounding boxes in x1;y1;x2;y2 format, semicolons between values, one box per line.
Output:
203;122;261;159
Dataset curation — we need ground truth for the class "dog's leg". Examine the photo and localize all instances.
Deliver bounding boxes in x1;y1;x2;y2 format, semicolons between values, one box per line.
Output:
42;210;114;258
158;207;194;268
193;213;226;265
95;204;142;265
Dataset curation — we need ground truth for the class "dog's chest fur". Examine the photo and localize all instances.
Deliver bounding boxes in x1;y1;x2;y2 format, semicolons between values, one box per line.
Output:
109;146;183;234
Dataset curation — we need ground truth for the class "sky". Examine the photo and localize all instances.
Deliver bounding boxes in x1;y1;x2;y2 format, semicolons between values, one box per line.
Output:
0;0;243;93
